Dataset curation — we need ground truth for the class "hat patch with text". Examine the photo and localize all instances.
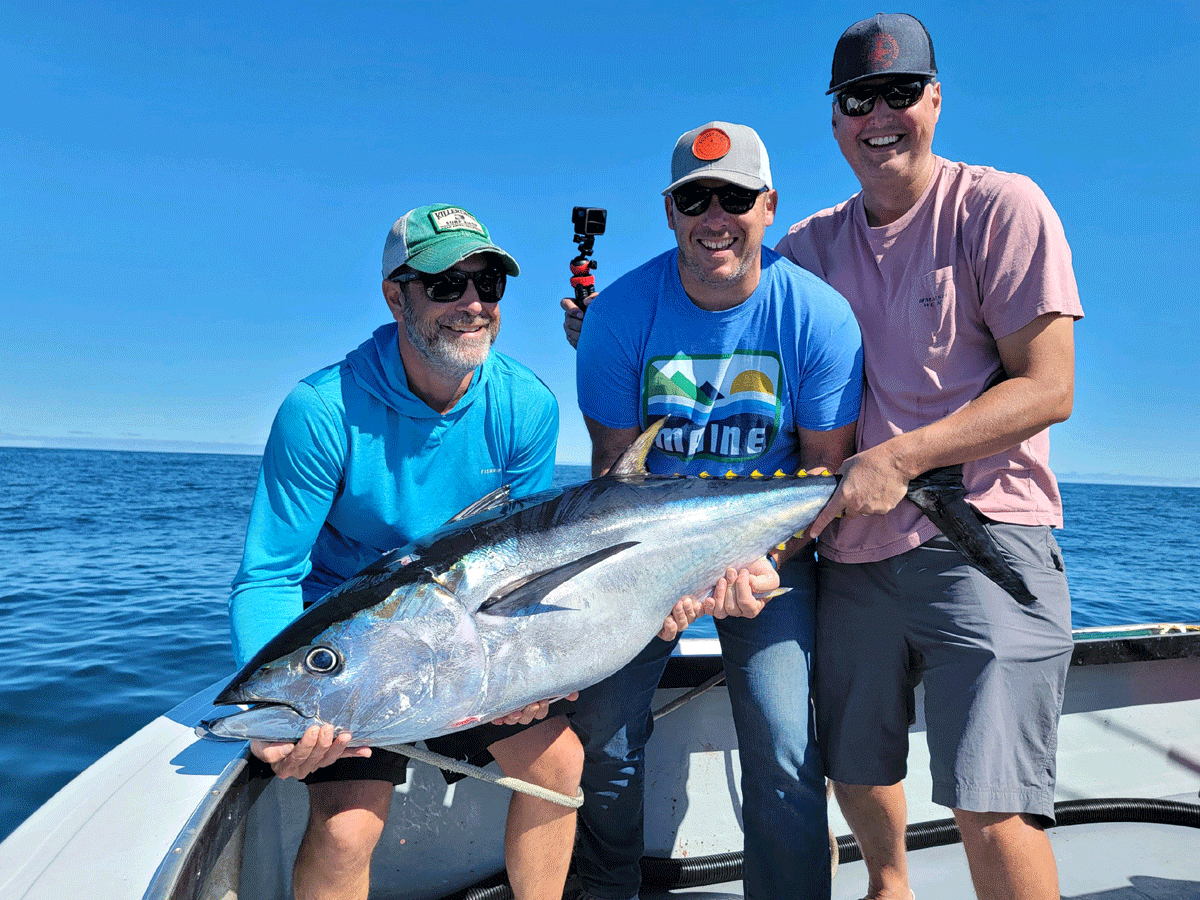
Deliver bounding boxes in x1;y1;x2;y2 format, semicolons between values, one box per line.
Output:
692;128;732;162
428;207;487;236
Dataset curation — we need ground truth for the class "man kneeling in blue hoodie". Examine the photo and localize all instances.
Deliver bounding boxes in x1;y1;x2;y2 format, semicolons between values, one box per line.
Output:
228;204;581;900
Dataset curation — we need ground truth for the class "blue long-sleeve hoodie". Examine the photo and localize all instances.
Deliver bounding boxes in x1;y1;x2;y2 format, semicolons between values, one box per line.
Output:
228;323;558;668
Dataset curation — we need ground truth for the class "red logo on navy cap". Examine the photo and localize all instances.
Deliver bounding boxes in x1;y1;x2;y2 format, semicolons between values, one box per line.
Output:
870;33;900;70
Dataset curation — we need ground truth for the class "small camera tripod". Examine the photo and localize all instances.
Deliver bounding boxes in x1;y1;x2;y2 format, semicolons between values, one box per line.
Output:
569;206;607;310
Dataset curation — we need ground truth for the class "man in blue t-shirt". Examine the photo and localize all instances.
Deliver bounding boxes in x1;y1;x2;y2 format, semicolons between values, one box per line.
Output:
231;205;582;900
566;123;863;900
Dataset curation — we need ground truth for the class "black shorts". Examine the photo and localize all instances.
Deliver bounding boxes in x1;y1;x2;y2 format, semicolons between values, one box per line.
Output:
302;697;576;786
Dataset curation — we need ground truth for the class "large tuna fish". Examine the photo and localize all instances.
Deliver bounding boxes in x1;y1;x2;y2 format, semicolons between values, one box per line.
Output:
202;425;1033;747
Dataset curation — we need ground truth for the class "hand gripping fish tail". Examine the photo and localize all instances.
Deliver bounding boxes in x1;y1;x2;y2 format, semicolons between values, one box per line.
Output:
904;465;1038;605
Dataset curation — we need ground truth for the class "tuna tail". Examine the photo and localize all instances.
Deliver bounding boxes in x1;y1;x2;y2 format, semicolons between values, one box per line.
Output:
904;466;1038;605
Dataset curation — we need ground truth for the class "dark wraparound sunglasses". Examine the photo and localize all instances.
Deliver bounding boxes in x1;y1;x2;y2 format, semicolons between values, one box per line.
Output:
390;266;507;302
670;183;766;217
837;78;931;117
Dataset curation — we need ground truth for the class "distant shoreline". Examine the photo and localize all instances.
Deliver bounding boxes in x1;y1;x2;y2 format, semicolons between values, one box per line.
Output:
2;442;1197;489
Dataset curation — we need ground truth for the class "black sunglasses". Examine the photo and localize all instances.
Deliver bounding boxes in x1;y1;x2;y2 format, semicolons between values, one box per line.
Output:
670;183;765;217
837;78;930;117
390;266;507;303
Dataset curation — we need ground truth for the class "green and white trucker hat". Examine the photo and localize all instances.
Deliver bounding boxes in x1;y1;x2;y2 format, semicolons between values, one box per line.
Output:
382;203;520;277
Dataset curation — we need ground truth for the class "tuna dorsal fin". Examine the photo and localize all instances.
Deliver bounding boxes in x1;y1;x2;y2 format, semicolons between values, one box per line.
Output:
478;541;639;617
446;485;512;523
608;419;667;477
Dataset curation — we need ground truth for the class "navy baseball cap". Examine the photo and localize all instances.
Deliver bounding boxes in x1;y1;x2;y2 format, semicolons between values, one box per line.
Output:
827;12;938;95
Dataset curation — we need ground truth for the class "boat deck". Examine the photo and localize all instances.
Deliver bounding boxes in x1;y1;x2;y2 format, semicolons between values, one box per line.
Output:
644;792;1200;899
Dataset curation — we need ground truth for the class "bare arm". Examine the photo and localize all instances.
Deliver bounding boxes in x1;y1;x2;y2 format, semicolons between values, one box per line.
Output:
585;416;642;478
809;313;1075;538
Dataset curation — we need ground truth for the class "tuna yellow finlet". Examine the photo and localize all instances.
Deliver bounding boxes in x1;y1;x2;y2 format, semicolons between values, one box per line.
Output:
724;470;737;480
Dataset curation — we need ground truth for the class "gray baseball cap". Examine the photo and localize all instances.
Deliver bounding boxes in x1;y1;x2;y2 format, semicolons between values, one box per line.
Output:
662;122;772;195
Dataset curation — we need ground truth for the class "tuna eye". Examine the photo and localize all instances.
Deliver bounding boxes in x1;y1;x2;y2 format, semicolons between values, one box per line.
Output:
305;646;340;674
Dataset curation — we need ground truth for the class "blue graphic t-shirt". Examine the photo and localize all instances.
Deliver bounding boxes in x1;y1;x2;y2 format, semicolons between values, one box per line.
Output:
576;247;863;476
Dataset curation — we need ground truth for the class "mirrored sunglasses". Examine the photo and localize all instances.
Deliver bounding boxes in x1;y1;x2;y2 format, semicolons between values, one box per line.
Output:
837;78;930;117
670;183;765;217
390;266;507;303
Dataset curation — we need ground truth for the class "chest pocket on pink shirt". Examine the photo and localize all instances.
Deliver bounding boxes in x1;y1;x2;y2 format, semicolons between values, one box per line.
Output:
909;267;956;356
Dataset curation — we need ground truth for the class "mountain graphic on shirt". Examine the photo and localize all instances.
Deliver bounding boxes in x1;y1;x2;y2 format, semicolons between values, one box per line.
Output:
643;351;783;462
651;369;726;407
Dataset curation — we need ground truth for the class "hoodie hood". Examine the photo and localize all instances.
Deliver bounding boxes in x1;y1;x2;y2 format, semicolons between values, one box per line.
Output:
344;323;488;419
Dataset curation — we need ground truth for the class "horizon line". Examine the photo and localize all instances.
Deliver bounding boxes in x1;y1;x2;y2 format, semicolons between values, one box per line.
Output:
3;439;1197;489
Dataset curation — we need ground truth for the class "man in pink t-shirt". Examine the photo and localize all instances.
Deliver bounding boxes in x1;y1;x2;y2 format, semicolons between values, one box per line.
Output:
776;13;1082;900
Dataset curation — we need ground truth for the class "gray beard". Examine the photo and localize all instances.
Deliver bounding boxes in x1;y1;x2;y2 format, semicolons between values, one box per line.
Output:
401;300;496;382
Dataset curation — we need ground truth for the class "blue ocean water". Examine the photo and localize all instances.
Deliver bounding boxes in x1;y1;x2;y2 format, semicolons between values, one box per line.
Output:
1;446;1197;840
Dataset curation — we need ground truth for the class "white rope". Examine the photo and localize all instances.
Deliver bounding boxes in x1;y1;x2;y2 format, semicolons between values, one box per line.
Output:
385;670;728;809
386;741;584;809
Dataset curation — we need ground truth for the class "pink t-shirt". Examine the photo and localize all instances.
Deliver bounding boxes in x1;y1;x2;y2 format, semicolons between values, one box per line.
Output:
776;157;1084;564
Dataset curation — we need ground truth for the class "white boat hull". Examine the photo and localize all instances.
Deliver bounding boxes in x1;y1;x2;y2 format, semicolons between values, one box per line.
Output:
2;628;1198;900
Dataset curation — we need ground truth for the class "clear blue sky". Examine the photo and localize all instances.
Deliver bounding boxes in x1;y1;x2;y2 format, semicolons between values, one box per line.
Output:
3;1;1198;484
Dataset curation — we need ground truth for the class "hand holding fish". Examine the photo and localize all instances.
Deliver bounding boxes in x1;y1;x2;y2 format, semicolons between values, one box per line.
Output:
807;445;913;539
711;558;779;620
659;555;780;640
491;693;580;726
249;723;372;780
658;594;717;641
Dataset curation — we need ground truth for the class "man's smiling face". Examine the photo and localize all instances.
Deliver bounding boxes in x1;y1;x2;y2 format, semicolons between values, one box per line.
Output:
832;77;941;193
391;254;500;381
665;178;777;309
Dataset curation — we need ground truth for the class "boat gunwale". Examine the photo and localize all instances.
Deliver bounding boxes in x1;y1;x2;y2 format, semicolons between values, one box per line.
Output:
142;750;269;900
1070;626;1200;665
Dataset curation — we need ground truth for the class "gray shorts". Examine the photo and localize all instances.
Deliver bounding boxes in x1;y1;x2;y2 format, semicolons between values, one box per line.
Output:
816;521;1073;823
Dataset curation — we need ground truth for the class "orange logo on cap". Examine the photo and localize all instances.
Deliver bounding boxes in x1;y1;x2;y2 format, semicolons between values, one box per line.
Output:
692;128;731;161
871;33;900;70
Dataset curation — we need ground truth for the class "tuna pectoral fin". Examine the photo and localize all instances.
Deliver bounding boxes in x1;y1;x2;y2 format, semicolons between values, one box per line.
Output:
905;466;1038;605
480;541;640;617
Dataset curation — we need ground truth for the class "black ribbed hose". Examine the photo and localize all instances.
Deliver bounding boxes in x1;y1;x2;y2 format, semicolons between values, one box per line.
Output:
444;797;1200;900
